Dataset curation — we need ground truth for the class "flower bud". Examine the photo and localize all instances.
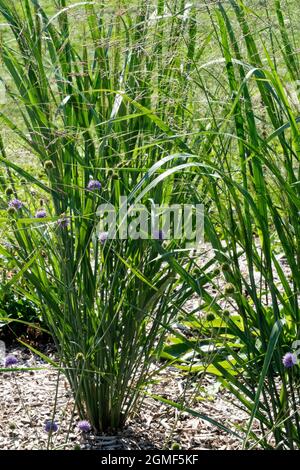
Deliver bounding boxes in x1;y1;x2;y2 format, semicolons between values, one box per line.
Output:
224;283;235;296
221;262;230;272
44;160;55;170
206;313;215;322
5;187;13;196
7;206;17;216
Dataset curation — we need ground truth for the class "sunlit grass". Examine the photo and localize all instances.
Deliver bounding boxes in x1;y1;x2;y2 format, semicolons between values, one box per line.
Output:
1;0;300;448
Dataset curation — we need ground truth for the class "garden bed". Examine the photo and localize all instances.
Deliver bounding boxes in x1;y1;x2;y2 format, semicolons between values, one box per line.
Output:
0;346;249;450
1;0;300;451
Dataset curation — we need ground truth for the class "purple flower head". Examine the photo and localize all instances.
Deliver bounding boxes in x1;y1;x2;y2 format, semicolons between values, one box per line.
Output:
57;215;70;228
77;420;91;432
4;354;18;367
35;209;47;219
282;352;297;368
3;241;14;251
99;231;109;244
87;180;101;191
8;199;23;210
44;421;58;433
153;229;165;241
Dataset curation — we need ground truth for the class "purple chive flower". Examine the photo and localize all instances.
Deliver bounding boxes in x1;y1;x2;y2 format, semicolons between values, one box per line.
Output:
44;421;58;433
87;180;102;191
4;354;18;367
99;231;109;244
8;199;23;210
282;352;297;368
35;209;47;219
57;215;70;228
153;229;165;241
3;241;14;250
77;420;91;432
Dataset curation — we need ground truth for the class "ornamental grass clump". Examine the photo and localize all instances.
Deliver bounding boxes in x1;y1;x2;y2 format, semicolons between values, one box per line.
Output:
153;0;300;449
0;0;197;432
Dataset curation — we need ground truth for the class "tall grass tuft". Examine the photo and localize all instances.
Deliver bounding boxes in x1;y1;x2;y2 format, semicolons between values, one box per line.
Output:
157;0;300;449
0;0;198;432
1;0;300;449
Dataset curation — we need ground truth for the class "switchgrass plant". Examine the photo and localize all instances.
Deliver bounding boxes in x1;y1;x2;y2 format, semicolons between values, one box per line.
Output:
1;0;300;449
156;0;300;449
0;0;201;432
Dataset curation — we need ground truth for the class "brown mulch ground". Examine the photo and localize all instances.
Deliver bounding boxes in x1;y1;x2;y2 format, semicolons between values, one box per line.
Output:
0;345;252;450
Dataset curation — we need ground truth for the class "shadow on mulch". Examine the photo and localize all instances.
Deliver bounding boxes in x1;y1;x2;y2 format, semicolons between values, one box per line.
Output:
84;429;158;450
0;322;53;350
